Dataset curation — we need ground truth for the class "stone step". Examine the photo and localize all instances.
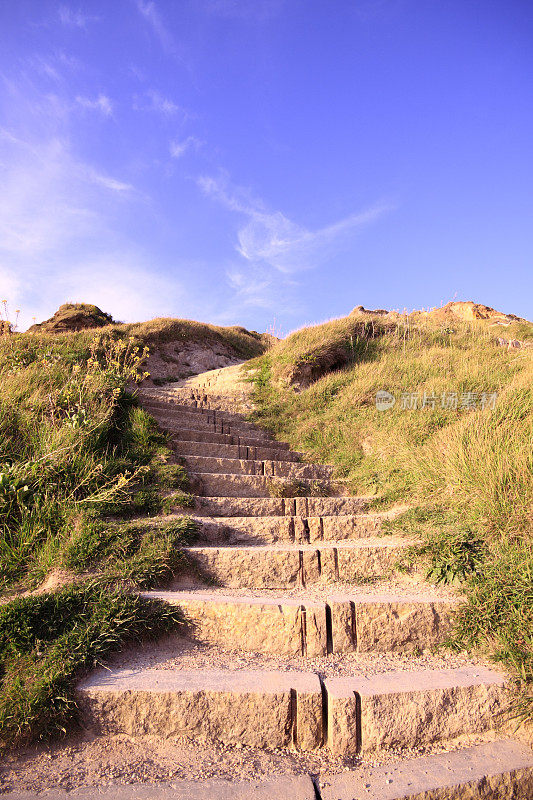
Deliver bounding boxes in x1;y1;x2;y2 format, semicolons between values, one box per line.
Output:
191;513;383;544
192;472;336;498
142;401;259;431
190;495;371;517
319;740;533;799
143;589;458;655
77;665;506;757
178;539;408;588
171;428;290;450
181;455;333;480
140;391;252;412
172;439;301;462
149;395;252;414
8;741;532;799
5;775;317;800
155;415;275;442
78;668;323;751
325;665;506;755
143;404;271;435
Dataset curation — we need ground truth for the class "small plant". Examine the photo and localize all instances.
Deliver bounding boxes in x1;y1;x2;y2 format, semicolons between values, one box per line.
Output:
0;464;37;524
425;532;484;585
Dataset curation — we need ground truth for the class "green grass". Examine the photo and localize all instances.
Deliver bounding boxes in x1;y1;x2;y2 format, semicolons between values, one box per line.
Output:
247;310;533;722
0;586;184;747
0;327;198;748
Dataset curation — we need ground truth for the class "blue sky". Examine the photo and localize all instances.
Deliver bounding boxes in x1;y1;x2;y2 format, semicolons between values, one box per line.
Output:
0;0;532;332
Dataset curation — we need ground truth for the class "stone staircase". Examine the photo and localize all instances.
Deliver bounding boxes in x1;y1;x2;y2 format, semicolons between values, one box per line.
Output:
74;381;533;799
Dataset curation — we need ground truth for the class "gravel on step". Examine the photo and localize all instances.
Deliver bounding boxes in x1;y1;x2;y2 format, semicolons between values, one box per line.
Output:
146;578;461;602
0;729;498;795
105;635;493;679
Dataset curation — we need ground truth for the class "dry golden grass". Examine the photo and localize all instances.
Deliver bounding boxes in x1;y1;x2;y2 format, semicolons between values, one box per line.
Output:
248;311;533;720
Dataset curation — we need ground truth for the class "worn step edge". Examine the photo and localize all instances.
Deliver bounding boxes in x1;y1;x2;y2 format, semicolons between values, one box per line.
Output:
181;454;333;479
192;472;338;498
170;428;290;449
188;495;372;517
163;420;275;442
319;739;533;799
147;408;267;432
145;409;271;435
190;513;386;543
172;439;301;462
326;666;507;755
77;668;323;752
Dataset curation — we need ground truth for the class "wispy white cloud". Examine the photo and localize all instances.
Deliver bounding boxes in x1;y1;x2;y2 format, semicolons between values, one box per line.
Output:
80;165;134;194
75;94;113;115
0;130;178;329
56;254;187;325
29;56;62;82
170;136;201;159
135;0;175;53
133;90;187;117
0;71;173;330
21;51;81;87
58;6;97;28
196;172;393;316
198;172;392;275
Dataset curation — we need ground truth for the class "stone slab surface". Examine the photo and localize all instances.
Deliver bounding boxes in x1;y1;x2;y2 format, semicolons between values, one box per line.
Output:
145;590;327;656
171;428;284;449
145;590;456;655
146;405;262;429
6;774;317;800
182;454;332;480
320;740;533;799
154;415;274;440
173;440;300;462
191;514;382;544
327;593;457;653
326;667;506;755
180;541;406;588
78;668;322;750
192;496;286;516
193;472;334;498
191;496;368;517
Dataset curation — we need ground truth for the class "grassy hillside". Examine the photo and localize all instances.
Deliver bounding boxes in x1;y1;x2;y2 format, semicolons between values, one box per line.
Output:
0;315;270;748
246;310;533;722
0;318;266;748
121;316;268;358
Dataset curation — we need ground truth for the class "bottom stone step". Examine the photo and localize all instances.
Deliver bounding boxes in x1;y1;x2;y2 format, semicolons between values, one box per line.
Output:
320;739;533;799
5;775;317;800
327;666;505;755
